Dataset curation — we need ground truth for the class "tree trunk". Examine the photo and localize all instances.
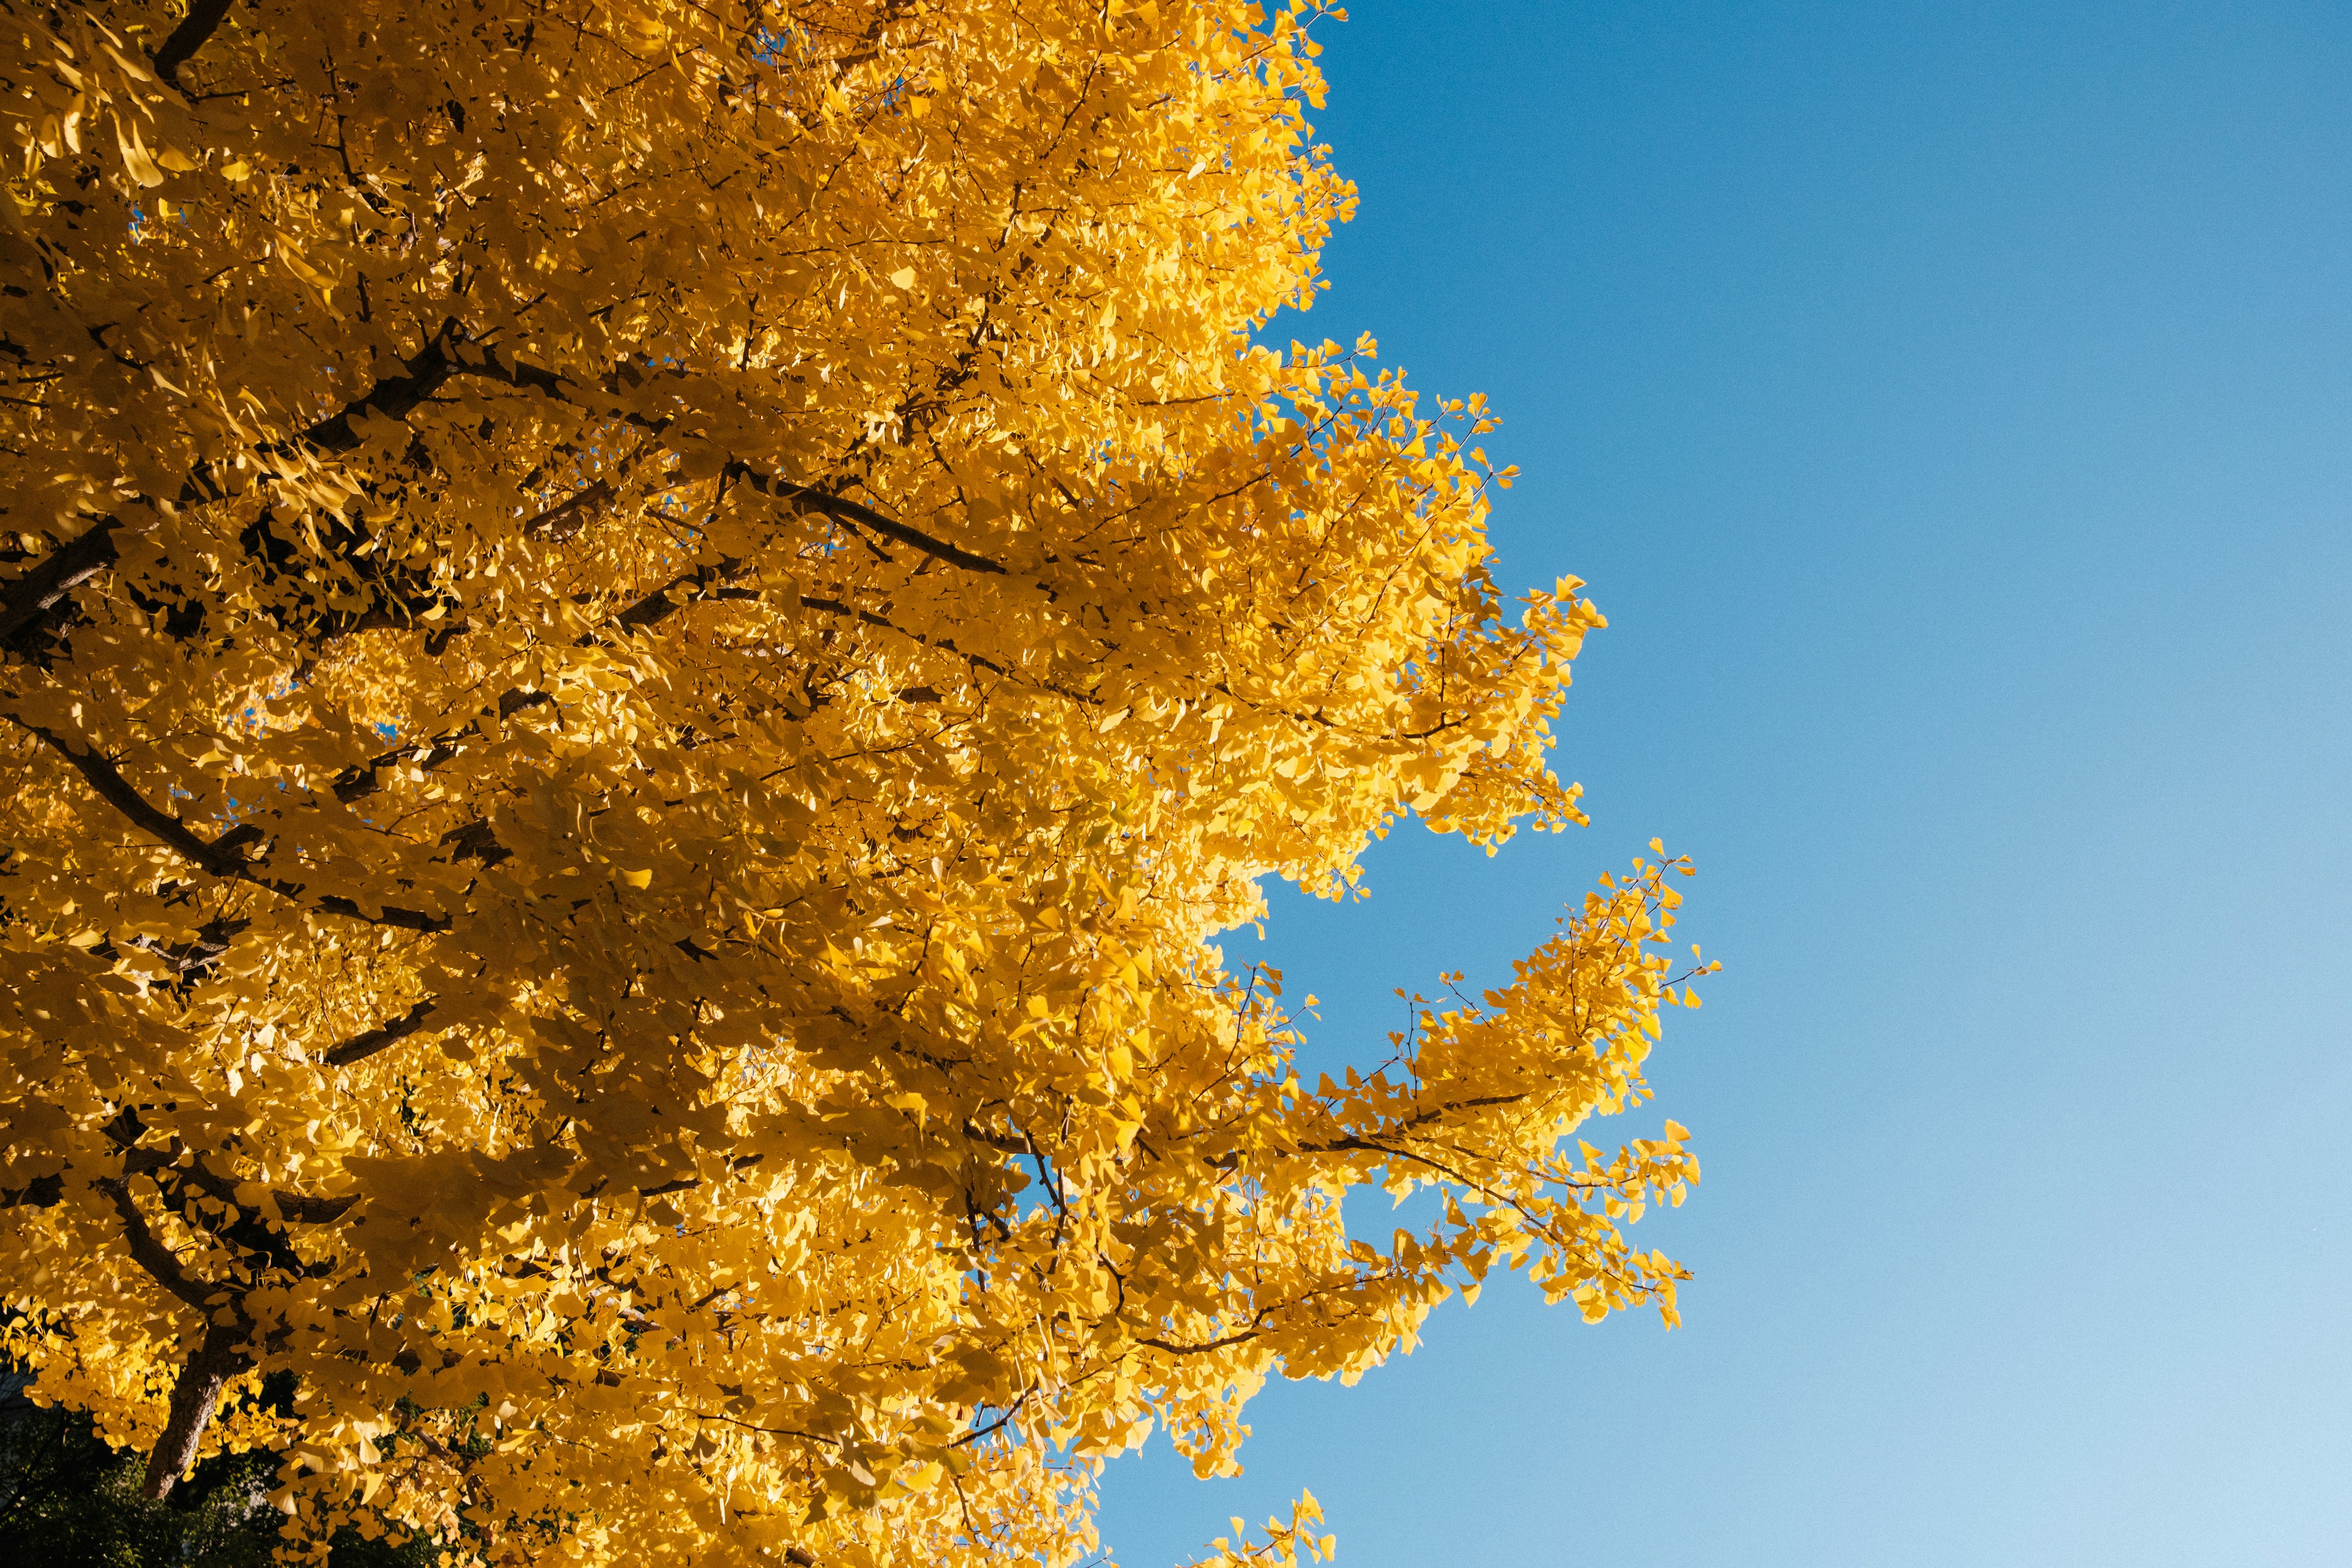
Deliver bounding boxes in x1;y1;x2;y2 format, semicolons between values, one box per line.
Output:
141;1324;252;1499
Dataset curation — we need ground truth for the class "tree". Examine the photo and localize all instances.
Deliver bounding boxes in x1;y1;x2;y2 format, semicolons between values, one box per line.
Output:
0;2;1714;1564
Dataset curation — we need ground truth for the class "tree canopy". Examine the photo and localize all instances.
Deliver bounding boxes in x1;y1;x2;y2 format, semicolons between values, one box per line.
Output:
0;2;1712;1564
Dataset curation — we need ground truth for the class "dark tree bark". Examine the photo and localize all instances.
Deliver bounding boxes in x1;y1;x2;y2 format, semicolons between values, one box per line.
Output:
152;0;239;89
140;1324;252;1499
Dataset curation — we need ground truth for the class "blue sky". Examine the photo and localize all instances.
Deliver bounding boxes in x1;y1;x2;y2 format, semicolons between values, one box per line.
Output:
1095;3;2352;1564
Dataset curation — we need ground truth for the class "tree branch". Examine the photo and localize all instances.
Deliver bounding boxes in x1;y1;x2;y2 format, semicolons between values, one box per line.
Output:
13;720;251;878
430;346;1010;576
106;1114;360;1240
94;1175;222;1315
0;519;121;646
725;463;1008;576
9;716;451;931
1287;1092;1530;1156
152;0;238;91
0;319;1008;669
98;1139;271;1499
0;319;465;651
140;1323;252;1499
287;320;464;454
636;1153;766;1199
322;998;439;1068
796;595;1012;680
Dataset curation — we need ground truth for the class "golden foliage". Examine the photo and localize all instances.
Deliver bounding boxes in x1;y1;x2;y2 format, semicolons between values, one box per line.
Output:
0;2;1713;1563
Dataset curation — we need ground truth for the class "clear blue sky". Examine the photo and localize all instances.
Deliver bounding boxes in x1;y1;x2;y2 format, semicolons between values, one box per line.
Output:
1096;3;2352;1564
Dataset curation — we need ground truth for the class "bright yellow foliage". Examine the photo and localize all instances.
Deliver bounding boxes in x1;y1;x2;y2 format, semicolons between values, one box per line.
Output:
0;2;1713;1564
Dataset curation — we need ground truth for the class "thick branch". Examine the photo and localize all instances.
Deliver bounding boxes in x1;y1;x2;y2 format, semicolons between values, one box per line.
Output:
322;998;439;1068
107;1112;357;1262
636;1153;766;1199
1;322;1008;665
128;912;250;984
95;1175;221;1314
288;321;464;454
610;561;758;633
16;720;249;878
141;1323;252;1499
104;1153;277;1501
1;320;464;650
1;322;1007;668
0;519;121;645
116;1146;360;1232
330;687;548;805
524;477;612;540
152;0;238;89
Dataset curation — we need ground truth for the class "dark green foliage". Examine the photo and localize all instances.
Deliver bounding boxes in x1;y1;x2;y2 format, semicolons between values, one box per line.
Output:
1;1374;278;1567
0;1373;435;1567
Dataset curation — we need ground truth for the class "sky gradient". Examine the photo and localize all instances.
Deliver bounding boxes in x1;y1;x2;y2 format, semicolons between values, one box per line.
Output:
1095;4;2352;1564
